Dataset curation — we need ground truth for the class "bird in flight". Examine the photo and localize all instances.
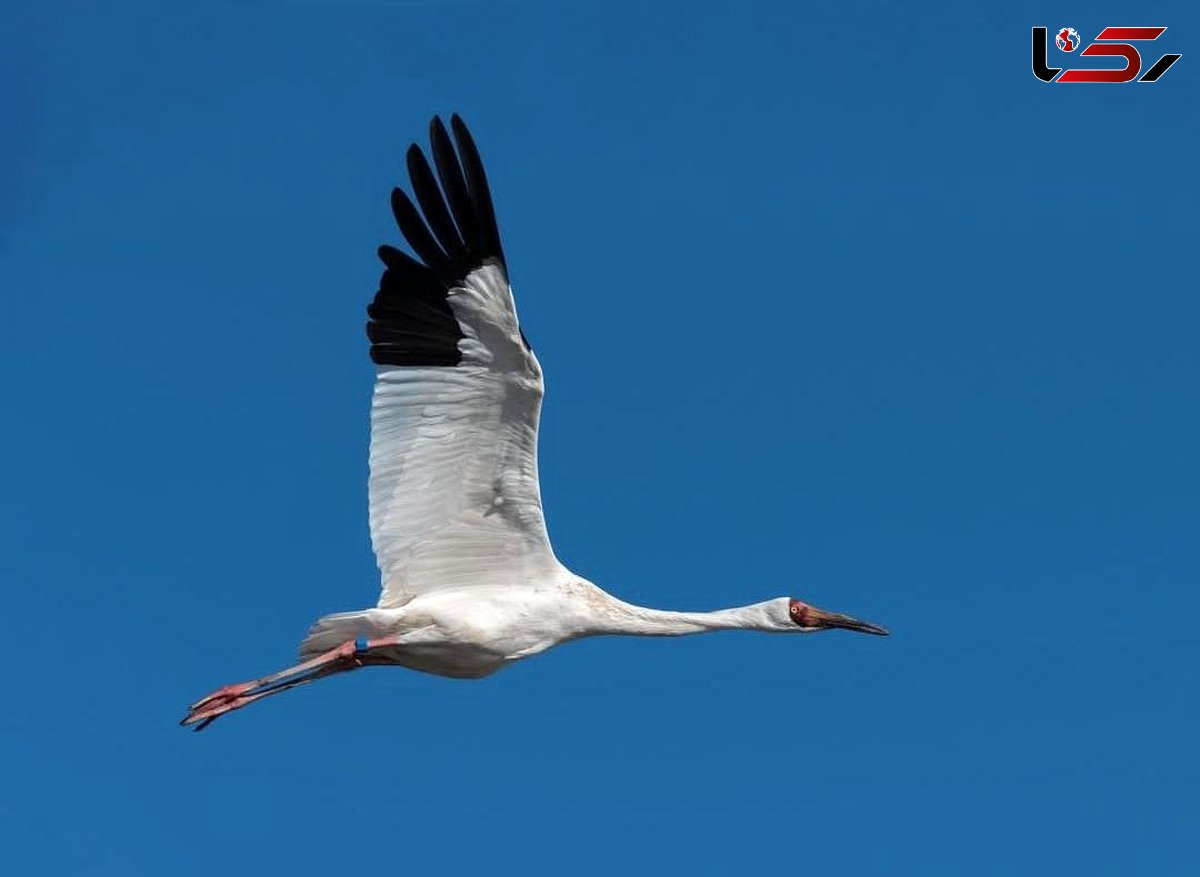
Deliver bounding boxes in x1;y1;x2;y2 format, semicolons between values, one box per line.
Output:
182;115;888;731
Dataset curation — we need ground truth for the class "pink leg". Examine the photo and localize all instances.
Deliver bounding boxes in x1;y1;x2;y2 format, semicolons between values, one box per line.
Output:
181;637;400;731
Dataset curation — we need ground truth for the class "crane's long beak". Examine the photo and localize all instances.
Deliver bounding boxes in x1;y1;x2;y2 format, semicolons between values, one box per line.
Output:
806;606;889;636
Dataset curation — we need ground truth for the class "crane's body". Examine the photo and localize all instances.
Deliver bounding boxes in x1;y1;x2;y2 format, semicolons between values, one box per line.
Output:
302;578;607;680
182;115;886;731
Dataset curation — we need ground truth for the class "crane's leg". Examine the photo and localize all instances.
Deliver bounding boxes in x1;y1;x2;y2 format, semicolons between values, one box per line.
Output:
181;637;397;731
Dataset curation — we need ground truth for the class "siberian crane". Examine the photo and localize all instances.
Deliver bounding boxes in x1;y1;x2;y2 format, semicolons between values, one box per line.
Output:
182;115;887;731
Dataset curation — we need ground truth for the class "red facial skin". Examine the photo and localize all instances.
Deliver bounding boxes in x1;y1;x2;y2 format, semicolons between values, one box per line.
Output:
789;599;811;627
787;597;889;636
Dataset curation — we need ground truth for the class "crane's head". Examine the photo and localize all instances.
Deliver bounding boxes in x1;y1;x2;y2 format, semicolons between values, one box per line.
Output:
786;598;889;636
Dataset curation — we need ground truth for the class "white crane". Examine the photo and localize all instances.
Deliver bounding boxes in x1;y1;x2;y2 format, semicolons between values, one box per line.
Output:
183;115;888;731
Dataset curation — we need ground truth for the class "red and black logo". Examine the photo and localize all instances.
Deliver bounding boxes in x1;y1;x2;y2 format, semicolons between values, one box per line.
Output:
1032;27;1181;83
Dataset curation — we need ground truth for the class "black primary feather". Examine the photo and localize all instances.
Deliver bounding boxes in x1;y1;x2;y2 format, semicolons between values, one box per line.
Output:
367;115;511;367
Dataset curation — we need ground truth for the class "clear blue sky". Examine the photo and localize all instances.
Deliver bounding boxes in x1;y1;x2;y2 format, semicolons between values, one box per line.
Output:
2;2;1197;873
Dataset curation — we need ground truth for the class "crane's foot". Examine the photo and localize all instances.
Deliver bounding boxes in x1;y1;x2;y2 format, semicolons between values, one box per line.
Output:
182;686;276;732
181;639;366;731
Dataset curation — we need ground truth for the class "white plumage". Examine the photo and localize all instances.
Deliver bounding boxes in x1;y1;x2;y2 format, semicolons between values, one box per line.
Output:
367;262;552;608
183;115;886;731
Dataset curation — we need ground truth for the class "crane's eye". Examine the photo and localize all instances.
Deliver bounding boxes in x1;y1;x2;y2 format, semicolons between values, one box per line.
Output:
787;599;816;628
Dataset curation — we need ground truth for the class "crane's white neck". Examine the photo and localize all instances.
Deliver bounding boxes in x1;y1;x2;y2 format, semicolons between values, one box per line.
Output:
590;594;793;637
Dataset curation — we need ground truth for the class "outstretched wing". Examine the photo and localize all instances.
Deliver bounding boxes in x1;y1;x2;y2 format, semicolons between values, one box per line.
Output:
366;115;560;608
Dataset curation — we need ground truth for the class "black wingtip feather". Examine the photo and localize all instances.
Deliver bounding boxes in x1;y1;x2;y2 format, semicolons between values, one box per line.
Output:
449;114;505;268
429;116;481;259
406;143;464;258
368;114;509;368
389;186;449;274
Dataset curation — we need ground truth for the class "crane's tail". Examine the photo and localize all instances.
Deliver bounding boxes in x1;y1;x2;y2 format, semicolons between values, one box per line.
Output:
298;610;381;660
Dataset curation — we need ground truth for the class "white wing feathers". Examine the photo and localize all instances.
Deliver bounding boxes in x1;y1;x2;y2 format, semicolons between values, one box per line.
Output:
367;263;559;607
